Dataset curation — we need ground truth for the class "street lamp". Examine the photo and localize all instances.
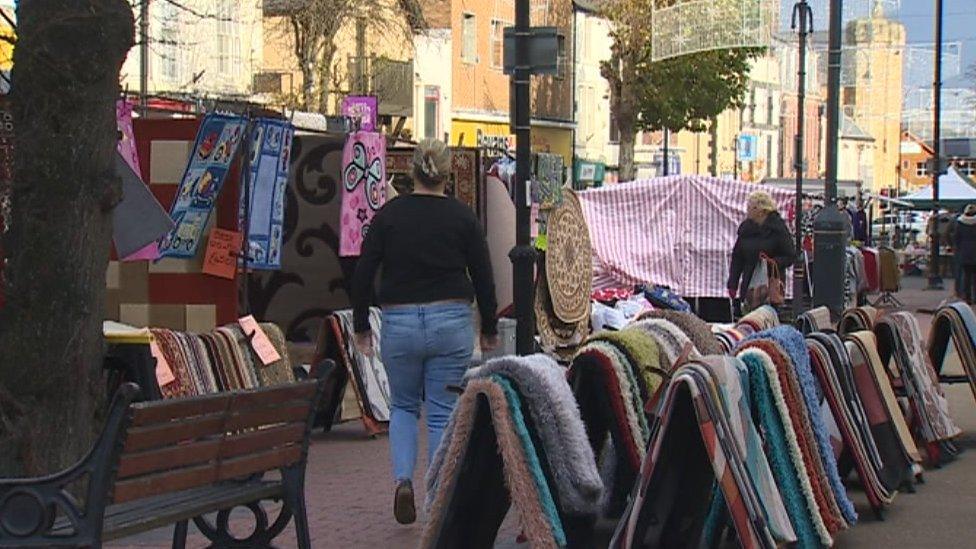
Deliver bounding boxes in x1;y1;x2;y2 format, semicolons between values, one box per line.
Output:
812;0;849;318
510;0;535;355
927;0;945;290
792;0;813;318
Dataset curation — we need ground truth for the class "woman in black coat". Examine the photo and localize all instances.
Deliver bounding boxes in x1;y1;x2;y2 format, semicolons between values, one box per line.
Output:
727;191;795;303
953;204;976;303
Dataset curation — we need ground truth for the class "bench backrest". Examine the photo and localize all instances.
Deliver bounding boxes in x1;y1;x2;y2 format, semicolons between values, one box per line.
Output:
112;379;323;504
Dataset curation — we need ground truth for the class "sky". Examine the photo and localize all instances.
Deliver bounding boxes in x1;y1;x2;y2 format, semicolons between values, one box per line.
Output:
781;0;976;87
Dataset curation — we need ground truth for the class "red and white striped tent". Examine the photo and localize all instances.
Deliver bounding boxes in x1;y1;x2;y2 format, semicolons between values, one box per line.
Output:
577;176;796;298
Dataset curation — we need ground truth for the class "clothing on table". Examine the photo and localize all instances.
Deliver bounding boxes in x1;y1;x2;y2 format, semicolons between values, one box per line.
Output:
352;194;498;335
381;302;475;481
728;211;795;298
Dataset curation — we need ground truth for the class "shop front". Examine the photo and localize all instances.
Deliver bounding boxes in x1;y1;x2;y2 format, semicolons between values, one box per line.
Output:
450;117;573;166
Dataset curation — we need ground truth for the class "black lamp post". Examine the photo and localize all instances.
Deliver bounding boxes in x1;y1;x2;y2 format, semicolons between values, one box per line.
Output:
927;0;945;290
510;0;536;355
812;0;849;318
792;0;813;318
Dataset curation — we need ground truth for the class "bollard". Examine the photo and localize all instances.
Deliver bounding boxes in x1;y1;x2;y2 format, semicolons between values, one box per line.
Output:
812;203;850;319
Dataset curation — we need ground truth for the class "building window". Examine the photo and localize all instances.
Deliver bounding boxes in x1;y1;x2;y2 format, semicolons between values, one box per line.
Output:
957;161;976;177
902;160;909;170
424;86;439;139
767;94;774;126
158;3;180;82
750;88;757;124
916;161;929;177
462;13;477;64
490;19;506;70
216;1;240;79
555;34;567;80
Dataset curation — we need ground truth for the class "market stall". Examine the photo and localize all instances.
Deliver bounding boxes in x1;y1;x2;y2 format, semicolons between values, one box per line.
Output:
901;167;976;211
576;175;795;320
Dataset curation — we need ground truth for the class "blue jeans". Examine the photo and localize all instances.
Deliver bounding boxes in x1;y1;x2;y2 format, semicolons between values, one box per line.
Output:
380;302;474;482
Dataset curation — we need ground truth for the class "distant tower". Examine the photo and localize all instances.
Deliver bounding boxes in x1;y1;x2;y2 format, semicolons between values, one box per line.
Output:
842;0;906;193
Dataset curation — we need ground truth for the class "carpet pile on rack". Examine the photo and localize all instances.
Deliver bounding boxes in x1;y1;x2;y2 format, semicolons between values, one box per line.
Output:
838;305;879;335
151;322;294;398
423;355;603;549
313;307;393;435
423;299;974;549
568;315;713;517
929;302;976;405
875;312;962;465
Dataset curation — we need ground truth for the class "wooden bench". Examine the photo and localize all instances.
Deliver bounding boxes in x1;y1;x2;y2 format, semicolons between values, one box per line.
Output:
0;361;332;548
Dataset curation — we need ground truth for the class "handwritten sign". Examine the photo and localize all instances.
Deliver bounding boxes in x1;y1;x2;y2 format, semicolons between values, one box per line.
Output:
203;228;242;280
239;315;282;366
150;340;177;387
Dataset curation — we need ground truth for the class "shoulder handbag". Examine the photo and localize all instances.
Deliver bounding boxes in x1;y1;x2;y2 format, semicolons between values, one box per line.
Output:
767;258;786;306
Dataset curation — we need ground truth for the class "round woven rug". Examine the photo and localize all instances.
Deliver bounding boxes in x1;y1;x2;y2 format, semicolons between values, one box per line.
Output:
546;190;592;324
536;270;588;353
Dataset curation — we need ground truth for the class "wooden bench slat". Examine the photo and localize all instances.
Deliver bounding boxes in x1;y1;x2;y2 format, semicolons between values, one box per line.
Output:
113;463;218;504
117;439;222;479
53;483;283;541
225;403;310;431
228;382;318;412
218;446;303;482
130;394;233;427
123;415;226;453
221;423;306;460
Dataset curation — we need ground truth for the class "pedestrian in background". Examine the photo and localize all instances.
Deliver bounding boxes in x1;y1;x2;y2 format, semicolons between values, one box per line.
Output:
953;203;976;304
728;191;795;311
352;138;500;525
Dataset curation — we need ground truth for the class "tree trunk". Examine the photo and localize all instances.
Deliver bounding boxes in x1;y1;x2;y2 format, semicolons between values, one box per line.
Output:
300;52;317;111
0;1;134;476
616;76;638;182
317;43;337;115
291;16;318;111
618;116;637;182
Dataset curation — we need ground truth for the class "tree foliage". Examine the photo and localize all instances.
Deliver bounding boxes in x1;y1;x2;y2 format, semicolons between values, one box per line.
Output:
635;48;760;134
600;0;761;180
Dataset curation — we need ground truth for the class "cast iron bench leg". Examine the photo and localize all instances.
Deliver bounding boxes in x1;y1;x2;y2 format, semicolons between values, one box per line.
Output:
173;520;189;549
282;466;311;549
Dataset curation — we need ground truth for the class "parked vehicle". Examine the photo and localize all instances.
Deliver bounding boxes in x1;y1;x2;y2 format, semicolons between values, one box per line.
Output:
871;211;927;245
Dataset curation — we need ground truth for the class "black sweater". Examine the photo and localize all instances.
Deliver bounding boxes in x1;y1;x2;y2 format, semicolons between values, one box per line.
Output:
351;194;498;335
728;212;795;297
954;215;976;266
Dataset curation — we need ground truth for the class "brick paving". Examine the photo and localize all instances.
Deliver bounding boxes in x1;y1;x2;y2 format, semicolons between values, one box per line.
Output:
111;276;976;548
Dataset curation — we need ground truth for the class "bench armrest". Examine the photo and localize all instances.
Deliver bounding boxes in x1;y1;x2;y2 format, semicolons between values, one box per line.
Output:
0;383;139;545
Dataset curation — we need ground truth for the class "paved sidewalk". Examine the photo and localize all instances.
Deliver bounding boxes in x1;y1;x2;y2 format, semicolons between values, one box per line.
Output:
111;277;976;548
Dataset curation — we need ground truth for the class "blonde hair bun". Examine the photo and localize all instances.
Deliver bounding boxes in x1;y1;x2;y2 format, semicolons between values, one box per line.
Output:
413;138;452;187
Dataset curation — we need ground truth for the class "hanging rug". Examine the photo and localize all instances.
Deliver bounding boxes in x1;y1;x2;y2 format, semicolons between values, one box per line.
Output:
546;189;592;324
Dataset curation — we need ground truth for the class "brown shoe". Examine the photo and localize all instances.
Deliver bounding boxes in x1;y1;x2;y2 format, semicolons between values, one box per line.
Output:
394;480;416;524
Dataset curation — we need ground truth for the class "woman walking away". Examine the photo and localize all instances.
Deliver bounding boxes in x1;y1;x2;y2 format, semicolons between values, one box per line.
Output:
352;138;500;525
953;204;976;303
728;191;795;310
